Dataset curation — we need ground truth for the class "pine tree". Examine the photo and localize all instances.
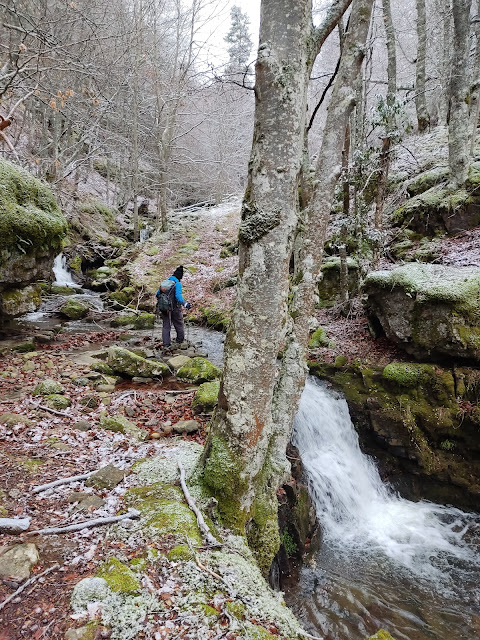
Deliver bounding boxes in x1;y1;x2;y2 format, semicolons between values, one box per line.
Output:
224;5;253;72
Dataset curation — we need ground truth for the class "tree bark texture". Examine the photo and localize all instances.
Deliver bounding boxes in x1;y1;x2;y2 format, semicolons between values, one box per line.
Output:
415;0;430;131
200;0;355;574
468;0;480;156
449;0;473;188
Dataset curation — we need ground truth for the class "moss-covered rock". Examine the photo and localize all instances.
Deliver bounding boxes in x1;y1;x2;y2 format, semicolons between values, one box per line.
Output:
45;394;71;410
0;285;42;318
90;361;115;375
96;558;140;594
365;263;480;362
366;631;396;640
192;381;220;414
0;159;67;295
177;357;221;384
33;379;64;395
318;256;360;307
59;298;89;320
99;415;147;441
308;327;332;349
51;285;79;296
110;313;155;329
108;287;135;308
107;346;170;379
198;306;231;331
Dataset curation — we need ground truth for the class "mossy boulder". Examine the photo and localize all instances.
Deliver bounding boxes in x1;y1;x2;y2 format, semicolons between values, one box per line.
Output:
366;631;396;640
308;327;331;349
405;166;449;197
318;257;360;307
0;159;67;295
96;558;140;594
177;357;221;384
59;298;89;320
90;361;114;375
99;414;147;441
365;263;480;362
108;287;135;308
110;313;154;329
192;380;220;414
107;346;170;379
33;379;64;395
198;306;231;331
0;285;42;318
51;285;78;296
45;394;71;410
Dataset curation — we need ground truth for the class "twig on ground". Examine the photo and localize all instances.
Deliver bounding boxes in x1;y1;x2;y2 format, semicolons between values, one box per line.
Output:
29;400;74;419
178;461;222;548
32;469;99;494
0;563;60;612
164;389;197;395
25;508;140;536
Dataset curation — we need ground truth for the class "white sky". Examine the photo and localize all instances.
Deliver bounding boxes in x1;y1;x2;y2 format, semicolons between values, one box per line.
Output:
197;0;261;69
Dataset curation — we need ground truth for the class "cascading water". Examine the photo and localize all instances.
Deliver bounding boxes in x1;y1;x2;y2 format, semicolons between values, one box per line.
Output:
287;378;480;639
52;253;81;288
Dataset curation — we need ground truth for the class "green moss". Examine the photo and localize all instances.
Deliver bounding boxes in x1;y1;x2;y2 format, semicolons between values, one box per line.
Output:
167;544;195;562
69;255;83;275
96;558;140;594
192;381;220;413
110;313;154;329
308;327;331;348
280;528;297;556
366;630;397;640
59;298;89;320
195;603;219;618
225;601;246;619
177;357;221;384
0;158;67;255
45;394;71;410
335;355;348;368
13;341;36;353
79;199;115;224
247;512;281;576
91;361;115;375
99;415;147;441
382;363;433;388
198;306;231;331
33;379;64;395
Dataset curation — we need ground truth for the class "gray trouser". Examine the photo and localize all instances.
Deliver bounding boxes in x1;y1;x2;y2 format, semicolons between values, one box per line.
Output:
161;306;184;345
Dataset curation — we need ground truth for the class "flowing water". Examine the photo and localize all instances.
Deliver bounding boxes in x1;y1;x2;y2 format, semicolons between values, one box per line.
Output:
287;378;480;640
52;253;81;288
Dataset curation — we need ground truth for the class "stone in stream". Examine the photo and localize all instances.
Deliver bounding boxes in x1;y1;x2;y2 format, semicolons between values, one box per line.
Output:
99;414;147;441
107;346;170;379
0;543;39;581
176;357;221;384
167;355;191;370
85;465;126;490
172;420;200;434
59;298;90;320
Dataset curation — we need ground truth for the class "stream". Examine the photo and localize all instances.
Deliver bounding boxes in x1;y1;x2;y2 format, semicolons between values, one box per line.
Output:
6;257;480;638
286;378;480;640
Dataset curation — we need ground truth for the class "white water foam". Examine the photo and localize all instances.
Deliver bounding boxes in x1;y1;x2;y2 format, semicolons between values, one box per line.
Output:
293;379;480;579
53;253;81;287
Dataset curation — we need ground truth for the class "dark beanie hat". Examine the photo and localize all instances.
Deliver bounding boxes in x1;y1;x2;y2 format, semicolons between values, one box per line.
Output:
173;265;184;280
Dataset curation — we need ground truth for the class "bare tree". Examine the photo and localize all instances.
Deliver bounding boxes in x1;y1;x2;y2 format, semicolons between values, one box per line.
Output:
415;0;430;131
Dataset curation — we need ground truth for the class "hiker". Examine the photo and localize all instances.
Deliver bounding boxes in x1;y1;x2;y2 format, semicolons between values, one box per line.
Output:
155;265;192;349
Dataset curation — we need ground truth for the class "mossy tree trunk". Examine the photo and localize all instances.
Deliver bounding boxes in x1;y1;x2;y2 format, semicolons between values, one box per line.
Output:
449;0;473;189
200;0;370;575
415;0;430;132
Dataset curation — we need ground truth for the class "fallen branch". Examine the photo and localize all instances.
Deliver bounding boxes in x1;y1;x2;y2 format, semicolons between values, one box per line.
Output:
178;461;222;548
32;469;99;494
0;563;60;612
0;517;31;534
25;508;140;536
164;389;197;395
29;400;74;419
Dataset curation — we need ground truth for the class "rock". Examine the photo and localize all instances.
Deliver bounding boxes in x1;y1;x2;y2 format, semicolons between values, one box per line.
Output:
34;332;56;344
0;518;31;534
59;299;89;320
90;361;114;375
50;442;71;451
73;495;105;512
72;420;92;431
192;381;220;414
110;312;155;329
318;256;360;307
107;346;170;379
95;384;115;393
131;376;153;384
0;543;39;581
22;360;35;373
64;625;100;640
51;285;78;296
308;327;332;349
85;465;126;490
172;420;200;434
364;264;480;362
72;376;90;387
176;357;221;384
12;340;36;353
33;379;64;395
46;394;71;410
99;414;147;441
163;424;173;434
0;413;33;427
167;355;191;370
79;394;100;409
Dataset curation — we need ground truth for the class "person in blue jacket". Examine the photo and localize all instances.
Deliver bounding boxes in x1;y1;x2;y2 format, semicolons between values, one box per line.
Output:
160;265;191;349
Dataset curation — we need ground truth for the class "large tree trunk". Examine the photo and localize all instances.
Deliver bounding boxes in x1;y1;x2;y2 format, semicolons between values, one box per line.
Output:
200;0;355;574
415;0;430;131
469;0;480;156
449;0;473;188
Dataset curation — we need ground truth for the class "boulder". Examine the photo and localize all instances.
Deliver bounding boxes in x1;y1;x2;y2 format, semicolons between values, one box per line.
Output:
85;465;125;490
59;298;89;320
33;379;64;395
176;357;221;383
172;420;200;434
0;159;67;320
167;355;191;370
0;543;39;581
45;394;71;410
364;263;480;362
318;256;360;307
192;381;220;414
99;414;147;441
107;346;170;378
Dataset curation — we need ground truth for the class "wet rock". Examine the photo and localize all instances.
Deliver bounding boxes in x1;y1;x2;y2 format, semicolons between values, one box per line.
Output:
0;543;39;581
32;379;64;395
176;357;221;384
85;465;126;490
167;355;191;370
107;346;170;379
99;414;147;441
172;420;200;434
59;298;90;320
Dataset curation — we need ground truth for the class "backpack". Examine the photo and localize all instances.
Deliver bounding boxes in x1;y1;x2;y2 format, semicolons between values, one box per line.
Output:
155;279;176;313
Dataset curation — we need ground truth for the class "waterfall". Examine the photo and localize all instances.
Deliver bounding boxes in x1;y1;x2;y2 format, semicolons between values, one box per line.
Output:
52;253;81;288
293;378;480;580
